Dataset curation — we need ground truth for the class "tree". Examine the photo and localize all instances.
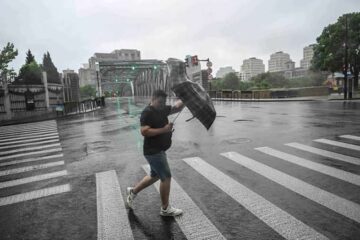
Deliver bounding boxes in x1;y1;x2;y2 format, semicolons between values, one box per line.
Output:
222;72;240;90
0;42;18;83
251;72;289;88
80;85;96;99
42;51;61;84
17;61;42;84
312;12;360;89
25;49;35;64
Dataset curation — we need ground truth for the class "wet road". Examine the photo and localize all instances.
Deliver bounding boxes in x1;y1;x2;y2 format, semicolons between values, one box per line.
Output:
0;97;360;239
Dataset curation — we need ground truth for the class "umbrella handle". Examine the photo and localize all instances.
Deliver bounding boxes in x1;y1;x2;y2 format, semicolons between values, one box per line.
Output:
171;107;184;124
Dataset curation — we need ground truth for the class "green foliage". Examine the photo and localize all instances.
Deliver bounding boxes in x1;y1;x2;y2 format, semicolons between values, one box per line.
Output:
0;43;18;78
209;78;223;91
18;61;42;84
312;12;360;88
42;52;61;84
250;72;289;88
239;81;255;90
25;49;35;65
80;85;96;99
222;72;240;89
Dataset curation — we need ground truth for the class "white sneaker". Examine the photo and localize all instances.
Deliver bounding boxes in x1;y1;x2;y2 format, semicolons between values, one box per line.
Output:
126;187;136;209
160;205;183;217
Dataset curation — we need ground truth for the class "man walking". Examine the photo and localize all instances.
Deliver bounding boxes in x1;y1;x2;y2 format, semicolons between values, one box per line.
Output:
126;90;184;217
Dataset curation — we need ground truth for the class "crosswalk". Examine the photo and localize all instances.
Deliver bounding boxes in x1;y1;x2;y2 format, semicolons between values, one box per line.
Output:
96;134;360;240
0;120;70;207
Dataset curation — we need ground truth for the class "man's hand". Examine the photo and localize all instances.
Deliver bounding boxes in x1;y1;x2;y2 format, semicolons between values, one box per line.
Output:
170;100;185;115
163;123;174;132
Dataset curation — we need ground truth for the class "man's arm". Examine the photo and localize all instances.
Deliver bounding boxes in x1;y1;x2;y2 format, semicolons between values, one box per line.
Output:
169;100;184;115
141;123;173;137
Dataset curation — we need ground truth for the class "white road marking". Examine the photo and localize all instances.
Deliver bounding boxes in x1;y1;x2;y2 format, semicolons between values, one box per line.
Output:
96;170;134;240
285;143;360;166
0;139;59;150
0;148;62;161
0;170;68;189
0;120;56;131
0;161;64;176
0;133;59;143
183;157;328;240
255;147;360;186
221;151;360;224
314;139;360;151
0;126;57;136
0;129;58;139
0;154;64;167
340;135;360;141
0;184;70;206
0;135;59;146
142;165;226;240
0;143;61;156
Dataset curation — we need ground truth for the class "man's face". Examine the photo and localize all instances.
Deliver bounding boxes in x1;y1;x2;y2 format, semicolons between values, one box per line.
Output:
153;96;166;109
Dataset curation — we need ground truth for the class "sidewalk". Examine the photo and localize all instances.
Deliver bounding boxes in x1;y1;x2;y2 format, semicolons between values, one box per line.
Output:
212;93;360;102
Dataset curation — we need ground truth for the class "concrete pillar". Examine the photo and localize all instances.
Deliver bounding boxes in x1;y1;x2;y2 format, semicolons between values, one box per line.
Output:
42;72;50;109
3;73;11;120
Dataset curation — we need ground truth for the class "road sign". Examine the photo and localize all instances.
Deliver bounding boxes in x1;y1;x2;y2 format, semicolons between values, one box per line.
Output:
206;61;213;68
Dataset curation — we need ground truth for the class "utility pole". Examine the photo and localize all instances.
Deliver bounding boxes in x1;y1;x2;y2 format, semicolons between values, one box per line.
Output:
344;15;349;100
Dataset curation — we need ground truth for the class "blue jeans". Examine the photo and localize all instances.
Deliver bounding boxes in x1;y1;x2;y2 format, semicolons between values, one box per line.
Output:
144;151;171;182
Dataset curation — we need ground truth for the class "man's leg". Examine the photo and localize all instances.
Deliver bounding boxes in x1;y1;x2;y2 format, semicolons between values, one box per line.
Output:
133;175;159;194
159;177;171;209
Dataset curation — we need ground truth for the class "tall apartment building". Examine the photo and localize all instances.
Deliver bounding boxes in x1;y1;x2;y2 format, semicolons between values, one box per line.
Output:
240;57;265;81
268;51;294;72
79;63;97;87
88;49;141;70
216;66;235;78
62;70;80;102
300;44;315;70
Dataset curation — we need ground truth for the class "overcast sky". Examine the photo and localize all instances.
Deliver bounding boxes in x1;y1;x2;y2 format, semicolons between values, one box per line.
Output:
1;0;359;74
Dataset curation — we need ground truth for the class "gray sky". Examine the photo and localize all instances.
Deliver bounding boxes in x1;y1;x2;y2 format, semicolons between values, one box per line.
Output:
1;0;359;74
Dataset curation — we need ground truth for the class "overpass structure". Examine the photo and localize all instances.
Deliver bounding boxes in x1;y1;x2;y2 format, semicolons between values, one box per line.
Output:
98;60;171;97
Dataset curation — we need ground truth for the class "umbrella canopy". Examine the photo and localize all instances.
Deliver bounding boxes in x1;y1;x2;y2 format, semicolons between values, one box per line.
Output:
167;58;216;130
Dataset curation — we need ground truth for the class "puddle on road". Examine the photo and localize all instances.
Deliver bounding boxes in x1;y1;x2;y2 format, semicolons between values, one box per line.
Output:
233;119;254;122
224;138;252;144
82;141;111;156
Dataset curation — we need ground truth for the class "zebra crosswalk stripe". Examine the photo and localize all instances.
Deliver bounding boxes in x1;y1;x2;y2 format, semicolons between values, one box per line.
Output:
96;170;134;240
0;184;71;206
340;135;360;141
255;147;360;186
314;139;360;151
221;151;360;224
0;126;58;136
285;143;360;166
0;161;64;176
0;139;59;150
142;165;226;240
0;154;64;167
0;136;59;147
0;148;62;161
0;143;61;156
183;157;328;240
0;133;59;143
0;129;58;139
0;170;68;189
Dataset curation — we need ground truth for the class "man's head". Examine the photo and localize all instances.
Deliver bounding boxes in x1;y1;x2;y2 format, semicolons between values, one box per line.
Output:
151;90;167;109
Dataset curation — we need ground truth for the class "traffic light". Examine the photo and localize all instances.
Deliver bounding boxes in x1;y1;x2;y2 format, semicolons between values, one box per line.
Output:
131;66;135;70
153;65;157;70
191;55;199;66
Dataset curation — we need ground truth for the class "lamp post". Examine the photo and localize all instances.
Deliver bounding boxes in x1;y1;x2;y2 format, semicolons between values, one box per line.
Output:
95;62;100;97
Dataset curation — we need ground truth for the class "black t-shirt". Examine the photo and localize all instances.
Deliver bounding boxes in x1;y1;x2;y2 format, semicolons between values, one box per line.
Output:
140;105;172;155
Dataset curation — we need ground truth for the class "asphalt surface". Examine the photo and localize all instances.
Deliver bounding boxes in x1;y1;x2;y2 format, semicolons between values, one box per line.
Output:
0;97;360;239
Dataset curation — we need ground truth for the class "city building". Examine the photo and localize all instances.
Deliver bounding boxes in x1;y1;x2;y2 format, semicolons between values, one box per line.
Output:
215;66;235;78
300;44;315;70
62;70;80;102
88;49;141;70
185;55;202;84
79;64;97;87
268;51;294;72
240;57;265;81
